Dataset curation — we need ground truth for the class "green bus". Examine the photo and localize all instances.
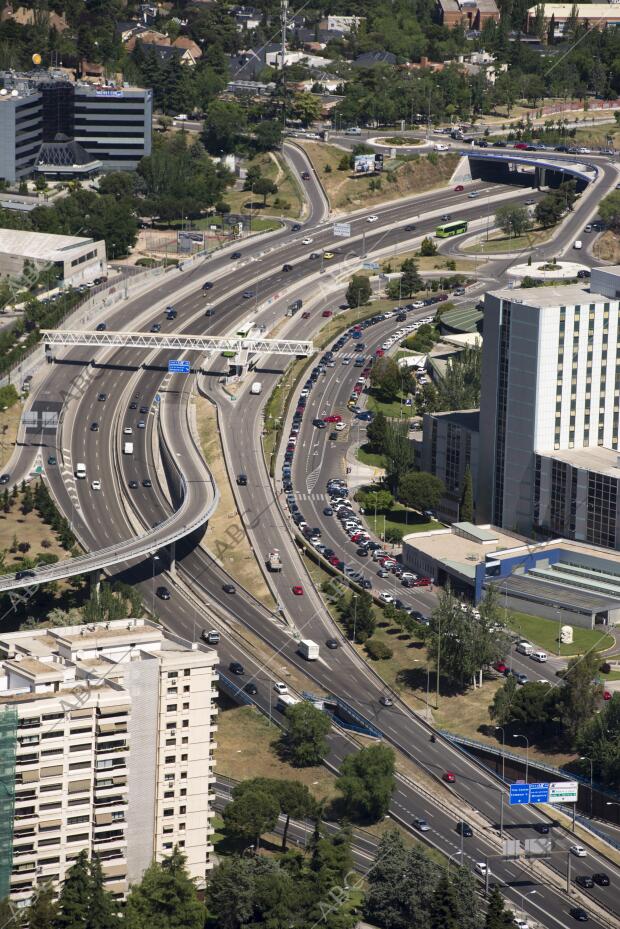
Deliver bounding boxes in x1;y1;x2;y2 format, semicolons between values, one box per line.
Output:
435;220;468;238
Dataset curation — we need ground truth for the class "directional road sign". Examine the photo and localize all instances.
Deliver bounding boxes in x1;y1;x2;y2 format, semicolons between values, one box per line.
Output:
168;360;191;374
509;781;579;806
333;222;351;238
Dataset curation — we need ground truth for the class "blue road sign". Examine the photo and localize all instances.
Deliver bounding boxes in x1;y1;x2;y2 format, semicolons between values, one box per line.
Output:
155;394;161;404
168;360;190;374
509;782;550;806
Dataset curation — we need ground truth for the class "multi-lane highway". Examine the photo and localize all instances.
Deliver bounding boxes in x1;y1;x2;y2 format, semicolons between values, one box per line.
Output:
8;143;620;928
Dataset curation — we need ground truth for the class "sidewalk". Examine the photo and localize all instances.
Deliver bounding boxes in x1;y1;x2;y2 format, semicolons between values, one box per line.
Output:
345;439;385;490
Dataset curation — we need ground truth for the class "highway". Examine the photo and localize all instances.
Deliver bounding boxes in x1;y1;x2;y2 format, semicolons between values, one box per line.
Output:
8;145;620;928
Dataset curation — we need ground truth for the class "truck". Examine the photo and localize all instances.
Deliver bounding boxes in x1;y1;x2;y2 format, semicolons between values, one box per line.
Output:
250;381;262;395
75;462;86;479
298;639;320;661
123;442;134;455
267;549;282;572
276;693;300;712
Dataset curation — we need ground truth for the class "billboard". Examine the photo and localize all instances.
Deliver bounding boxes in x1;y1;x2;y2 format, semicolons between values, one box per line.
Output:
509;781;579;806
333;222;351;238
177;230;205;252
353;153;384;174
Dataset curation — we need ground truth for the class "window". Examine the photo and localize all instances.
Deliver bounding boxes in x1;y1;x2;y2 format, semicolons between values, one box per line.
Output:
179;806;186;814
183;703;189;710
38;837;60;847
165;756;175;764
183;686;190;693
181;754;187;762
164;790;174;799
181;737;188;745
70;761;91;770
167;688;177;695
184;670;190;677
163;808;174;817
167;705;177;713
168;672;178;679
182;720;189;728
166;722;176;731
180;788;187;797
68;815;90;825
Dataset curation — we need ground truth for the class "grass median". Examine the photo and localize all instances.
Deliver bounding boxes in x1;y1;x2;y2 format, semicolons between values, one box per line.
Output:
505;610;615;657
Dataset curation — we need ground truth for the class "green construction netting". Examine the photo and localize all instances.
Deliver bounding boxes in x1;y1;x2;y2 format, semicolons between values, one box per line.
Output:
0;706;18;900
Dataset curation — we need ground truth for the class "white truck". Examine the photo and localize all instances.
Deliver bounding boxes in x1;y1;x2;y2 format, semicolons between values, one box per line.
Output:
267;549;282;572
250;381;263;395
123;441;134;455
276;693;300;712
298;639;319;660
75;462;86;479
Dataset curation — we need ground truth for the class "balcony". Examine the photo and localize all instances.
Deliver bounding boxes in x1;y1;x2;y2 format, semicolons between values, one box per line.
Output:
92;830;125;845
15;753;39;766
96;742;128;755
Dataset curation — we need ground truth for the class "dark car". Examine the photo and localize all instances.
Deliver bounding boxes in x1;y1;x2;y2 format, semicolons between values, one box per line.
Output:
97;393;107;402
231;251;242;259
156;586;171;600
356;547;369;557
237;473;248;486
440;213;452;222
202;281;214;290
242;290;255;299
326;639;339;649
223;583;236;594
90;422;99;432
592;873;610;886
96;322;107;331
577;270;591;279
16;569;36;580
301;171;310;180
150;323;161;333
140;406;149;415
229;661;244;674
282;263;294;272
576;876;594;889
128;480;139;489
292;223;301;232
142;479;152;488
205;308;215;317
456;821;473;837
323;507;333;516
244;682;258;695
129;401;138;410
404;224;416;232
570;908;589;922
536;823;550;834
47;456;57;466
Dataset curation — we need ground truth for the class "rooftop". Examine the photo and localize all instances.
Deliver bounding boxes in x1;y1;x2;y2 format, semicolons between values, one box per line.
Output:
0;228;97;259
403;523;524;578
488;283;599;307
527;3;620;15
539;445;620;478
426;409;480;431
489;572;620;613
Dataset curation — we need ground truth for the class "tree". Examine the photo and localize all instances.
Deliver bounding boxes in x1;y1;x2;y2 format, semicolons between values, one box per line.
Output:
283;701;331;766
364;834;439;928
341;591;375;643
420;236;437;256
125;847;205;929
233;777;317;850
398;471;444;512
346;274;372;308
204;858;254;929
555;650;602;742
460;466;474;521
254;120;282;151
430;875;460;929
366;410;388;452
400;257;423;297
489;672;518;726
577;693;620;790
250;176;276;206
485;886;514;928
495;204;531;238
534;192;565;228
27;883;58;929
293;92;322;126
599;190;620;231
370;356;402;401
384;421;414;495
202;100;246;154
56;851;92;929
355;487;394;513
437;343;482;412
222;784;279;850
338;744;395;822
89;856;119;929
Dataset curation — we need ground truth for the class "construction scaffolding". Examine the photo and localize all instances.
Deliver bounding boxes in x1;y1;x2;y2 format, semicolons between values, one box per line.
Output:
0;706;17;899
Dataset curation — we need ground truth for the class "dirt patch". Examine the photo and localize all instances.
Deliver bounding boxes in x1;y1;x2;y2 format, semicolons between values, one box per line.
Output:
0;489;67;565
297;141;459;213
194;396;275;609
593;230;620;263
0;400;22;470
224;152;304;220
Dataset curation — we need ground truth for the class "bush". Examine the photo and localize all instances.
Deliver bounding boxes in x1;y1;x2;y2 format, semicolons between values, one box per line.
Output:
365;638;394;660
600;662;611;675
0;384;19;408
384;527;404;544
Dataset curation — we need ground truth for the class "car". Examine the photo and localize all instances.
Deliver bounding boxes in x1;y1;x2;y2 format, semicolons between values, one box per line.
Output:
291;223;301;232
301;171;310;180
229;661;244;674
301;311;311;319
584;224;593;233
205;308;215;317
91;480;101;491
47;456;57;466
467;191;479;198
302;236;314;245
156;586;171;600
97;393;107;402
577;270;591;279
292;585;304;595
570;908;589;922
314;419;327;429
329;431;338;440
90;422;99;432
137;420;146;429
244;682;258;695
575;876;594;889
128;480;139;489
123;426;133;435
323;507;333;516
570;845;587;857
443;771;456;783
309;252;320;260
150;323;161;333
230;251;242;259
335;422;346;431
592;873;610;886
323;252;335;260
514;142;528;150
273;681;288;695
282;263;293;272
456;821;473;837
140;406;149;414
515;672;528;685
223;583;236;594
494;661;507;673
322;310;333;317
237;473;248;486
324;415;342;423
603;689;612;700
524;198;536;205
536;823;550;834
574;240;583;250
95;322;107;331
129;401;138;410
142;479;152;488
440;213;451;222
379;592;394;604
326;638;339;649
379;695;394;706
367;214;379;223
404;224;416;231
413;817;430;832
202;281;214;290
474;862;488;876
514;920;530;929
242;290;255;299
454;184;464;191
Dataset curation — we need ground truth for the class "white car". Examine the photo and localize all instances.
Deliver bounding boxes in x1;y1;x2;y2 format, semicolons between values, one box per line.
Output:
379;592;394;604
474;862;489;876
412;301;425;309
91;480;101;491
570;844;587;857
434;143;449;151
514;920;530;929
574;240;582;250
335;422;346;431
273;682;288;695
302;237;313;244
367;214;379;223
123;426;133;435
413;817;430;831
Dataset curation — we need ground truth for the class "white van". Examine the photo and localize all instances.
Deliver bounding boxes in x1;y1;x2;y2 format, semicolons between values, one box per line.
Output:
531;650;548;663
123;441;134;455
75;462;86;479
250;381;262;395
574;240;582;250
516;640;533;656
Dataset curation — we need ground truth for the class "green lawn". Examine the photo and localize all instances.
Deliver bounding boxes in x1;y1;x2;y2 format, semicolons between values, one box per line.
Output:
366;390;413;419
365;503;441;539
356;443;387;469
194;214;281;233
505;610;615;657
463;227;555;256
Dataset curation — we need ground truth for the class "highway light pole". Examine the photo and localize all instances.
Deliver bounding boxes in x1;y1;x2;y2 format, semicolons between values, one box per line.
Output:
580;755;594;814
512;733;530;784
495;725;506;782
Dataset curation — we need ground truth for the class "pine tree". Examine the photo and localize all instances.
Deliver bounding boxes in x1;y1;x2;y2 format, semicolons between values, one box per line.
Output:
125;847;205;929
430;875;460;929
2;488;9;513
28;882;58;929
89;855;119;929
460;466;474;522
485;885;514;928
56;850;91;929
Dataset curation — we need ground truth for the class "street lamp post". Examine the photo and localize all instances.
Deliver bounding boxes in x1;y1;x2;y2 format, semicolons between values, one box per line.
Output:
151;554;160;614
495;726;506;782
580;755;594;815
512;733;530;784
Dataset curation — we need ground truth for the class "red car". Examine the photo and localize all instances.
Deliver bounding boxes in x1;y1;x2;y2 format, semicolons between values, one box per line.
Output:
443;771;456;783
322;310;333;318
514;142;528;150
292;585;304;596
328;555;340;566
494;661;507;674
454;184;464;192
375;348;385;357
603;690;612;701
324;414;342;423
412;576;431;587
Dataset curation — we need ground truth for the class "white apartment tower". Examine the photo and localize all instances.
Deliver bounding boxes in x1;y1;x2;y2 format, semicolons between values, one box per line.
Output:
0;619;218;904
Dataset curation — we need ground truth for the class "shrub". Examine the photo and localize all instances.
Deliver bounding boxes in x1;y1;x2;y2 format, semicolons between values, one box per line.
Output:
600;662;611;674
385;527;404;543
365;638;393;660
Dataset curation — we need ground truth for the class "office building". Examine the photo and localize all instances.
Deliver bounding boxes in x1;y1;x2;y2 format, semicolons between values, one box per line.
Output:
0;71;152;183
478;270;620;546
417;410;480;520
436;0;499;29
527;4;620;38
0;619;218;903
0;228;107;288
